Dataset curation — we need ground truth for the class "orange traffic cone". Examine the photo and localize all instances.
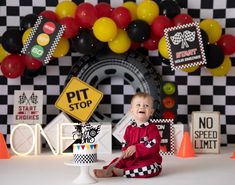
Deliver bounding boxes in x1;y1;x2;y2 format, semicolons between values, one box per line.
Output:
177;131;195;158
0;132;11;159
230;150;235;159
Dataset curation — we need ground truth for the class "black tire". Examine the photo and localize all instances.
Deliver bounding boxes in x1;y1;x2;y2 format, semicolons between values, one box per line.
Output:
66;50;162;122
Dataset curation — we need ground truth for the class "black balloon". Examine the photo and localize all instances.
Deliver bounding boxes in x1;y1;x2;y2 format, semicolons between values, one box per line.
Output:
127;20;150;43
200;29;209;50
1;29;23;54
136;47;149;56
153;0;161;4
70;29;105;54
174;0;187;8
159;53;170;66
205;44;224;69
159;0;181;19
23;65;44;78
20;14;38;31
69;39;78;53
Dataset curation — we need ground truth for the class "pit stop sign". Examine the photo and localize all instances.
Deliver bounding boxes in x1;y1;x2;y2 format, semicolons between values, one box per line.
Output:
55;77;103;122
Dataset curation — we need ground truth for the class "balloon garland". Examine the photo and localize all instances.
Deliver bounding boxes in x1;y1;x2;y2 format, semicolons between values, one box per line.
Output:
0;0;235;79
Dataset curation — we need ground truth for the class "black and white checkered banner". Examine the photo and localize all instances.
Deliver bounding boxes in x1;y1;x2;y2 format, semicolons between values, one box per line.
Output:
124;162;162;178
73;153;97;164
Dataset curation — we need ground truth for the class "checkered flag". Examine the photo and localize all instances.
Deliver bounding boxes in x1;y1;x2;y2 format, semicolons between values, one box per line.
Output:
170;30;195;49
29;93;38;104
140;136;156;148
18;92;28;104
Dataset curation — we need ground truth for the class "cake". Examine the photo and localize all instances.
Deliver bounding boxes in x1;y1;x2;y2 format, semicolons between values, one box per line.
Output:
73;143;97;164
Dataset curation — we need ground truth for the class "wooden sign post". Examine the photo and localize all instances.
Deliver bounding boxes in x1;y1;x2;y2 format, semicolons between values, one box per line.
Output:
192;111;220;153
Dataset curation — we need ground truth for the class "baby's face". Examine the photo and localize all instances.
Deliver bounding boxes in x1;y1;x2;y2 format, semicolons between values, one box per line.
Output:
130;96;154;124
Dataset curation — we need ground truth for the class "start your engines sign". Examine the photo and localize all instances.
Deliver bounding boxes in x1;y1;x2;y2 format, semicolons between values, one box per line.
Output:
55;77;103;122
164;22;206;71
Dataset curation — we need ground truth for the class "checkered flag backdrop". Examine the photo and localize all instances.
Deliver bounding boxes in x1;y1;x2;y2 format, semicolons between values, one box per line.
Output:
0;0;235;146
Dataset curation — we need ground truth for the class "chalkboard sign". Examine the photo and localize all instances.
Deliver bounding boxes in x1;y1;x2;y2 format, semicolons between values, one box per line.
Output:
151;119;174;155
164;22;206;71
192;111;220;153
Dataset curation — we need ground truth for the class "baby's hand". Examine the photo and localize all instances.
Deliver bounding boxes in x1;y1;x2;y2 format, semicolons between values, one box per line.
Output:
123;145;136;159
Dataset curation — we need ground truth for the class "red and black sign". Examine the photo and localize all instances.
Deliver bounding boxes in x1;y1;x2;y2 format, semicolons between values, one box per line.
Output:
164;22;206;70
152;119;174;155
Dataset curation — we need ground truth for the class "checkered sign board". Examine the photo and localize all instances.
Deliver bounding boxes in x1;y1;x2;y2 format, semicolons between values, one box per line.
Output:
152;119;174;155
21;16;65;65
0;0;235;146
164;22;206;70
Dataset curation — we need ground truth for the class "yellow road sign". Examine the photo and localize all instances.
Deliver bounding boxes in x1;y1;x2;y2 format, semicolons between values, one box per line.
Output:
55;77;103;122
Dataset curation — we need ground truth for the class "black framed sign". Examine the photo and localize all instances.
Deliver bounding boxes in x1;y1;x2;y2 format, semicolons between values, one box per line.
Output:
164;22;206;70
151;119;174;155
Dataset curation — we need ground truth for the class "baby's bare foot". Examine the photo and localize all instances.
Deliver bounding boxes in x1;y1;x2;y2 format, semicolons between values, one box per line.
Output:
93;169;113;178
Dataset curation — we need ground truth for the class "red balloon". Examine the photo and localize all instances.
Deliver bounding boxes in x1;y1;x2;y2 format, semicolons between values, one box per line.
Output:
21;54;43;70
151;16;172;38
75;3;98;28
130;41;141;49
110;7;132;29
95;2;112;18
39;10;58;21
58;17;80;39
173;13;193;26
143;35;159;50
217;34;235;55
1;54;25;78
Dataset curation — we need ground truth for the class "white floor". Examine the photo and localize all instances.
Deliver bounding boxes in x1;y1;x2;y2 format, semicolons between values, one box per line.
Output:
0;146;235;185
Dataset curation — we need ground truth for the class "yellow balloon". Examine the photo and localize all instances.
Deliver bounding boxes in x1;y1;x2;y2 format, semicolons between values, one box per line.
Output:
93;17;117;42
122;1;138;20
0;44;10;63
52;37;70;58
22;28;32;45
200;19;222;44
158;36;169;59
108;29;131;53
181;65;199;73
208;56;232;76
55;1;77;19
137;0;159;24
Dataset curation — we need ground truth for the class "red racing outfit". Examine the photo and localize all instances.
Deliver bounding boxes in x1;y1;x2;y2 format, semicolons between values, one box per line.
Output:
104;121;162;178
